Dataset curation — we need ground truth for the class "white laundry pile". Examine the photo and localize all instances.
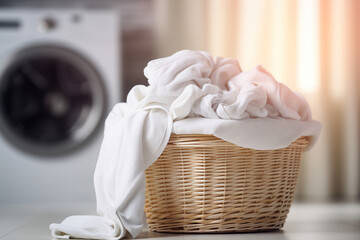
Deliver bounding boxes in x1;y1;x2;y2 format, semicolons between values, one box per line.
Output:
50;50;321;239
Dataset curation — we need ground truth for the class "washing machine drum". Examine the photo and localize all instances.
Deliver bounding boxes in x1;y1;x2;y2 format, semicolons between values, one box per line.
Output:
0;46;107;155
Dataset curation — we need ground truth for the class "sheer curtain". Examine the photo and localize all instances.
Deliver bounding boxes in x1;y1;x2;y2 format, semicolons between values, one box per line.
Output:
154;0;359;201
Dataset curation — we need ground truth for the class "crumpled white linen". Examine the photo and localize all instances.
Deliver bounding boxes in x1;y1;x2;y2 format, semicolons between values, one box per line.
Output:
50;50;321;239
50;108;172;240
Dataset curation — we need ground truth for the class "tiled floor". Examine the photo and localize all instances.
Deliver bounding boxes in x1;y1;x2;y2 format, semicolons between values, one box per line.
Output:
0;203;359;240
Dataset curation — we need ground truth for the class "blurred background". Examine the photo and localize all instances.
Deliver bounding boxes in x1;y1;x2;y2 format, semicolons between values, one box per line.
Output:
0;0;358;205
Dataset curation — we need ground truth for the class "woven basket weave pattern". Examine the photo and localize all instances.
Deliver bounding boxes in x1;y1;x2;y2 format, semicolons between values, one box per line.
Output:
145;134;308;233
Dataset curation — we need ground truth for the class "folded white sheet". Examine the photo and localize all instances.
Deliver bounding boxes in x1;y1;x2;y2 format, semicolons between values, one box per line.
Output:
174;117;320;150
50;50;321;239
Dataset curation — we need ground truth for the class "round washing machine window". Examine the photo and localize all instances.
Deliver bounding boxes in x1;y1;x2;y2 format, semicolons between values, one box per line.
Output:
0;45;107;156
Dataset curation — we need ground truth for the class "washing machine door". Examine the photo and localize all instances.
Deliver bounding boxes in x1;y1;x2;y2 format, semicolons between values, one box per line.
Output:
0;46;107;155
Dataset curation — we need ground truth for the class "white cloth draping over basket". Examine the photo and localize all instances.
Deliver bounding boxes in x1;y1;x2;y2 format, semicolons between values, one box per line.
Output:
50;50;321;239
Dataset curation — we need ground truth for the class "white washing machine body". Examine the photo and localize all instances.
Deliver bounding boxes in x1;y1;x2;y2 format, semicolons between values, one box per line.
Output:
0;9;122;204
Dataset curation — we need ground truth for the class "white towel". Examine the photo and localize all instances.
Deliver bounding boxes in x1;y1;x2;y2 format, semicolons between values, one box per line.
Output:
50;50;321;239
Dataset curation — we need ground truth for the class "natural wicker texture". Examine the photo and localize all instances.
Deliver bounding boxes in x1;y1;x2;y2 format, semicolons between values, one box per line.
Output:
145;134;309;233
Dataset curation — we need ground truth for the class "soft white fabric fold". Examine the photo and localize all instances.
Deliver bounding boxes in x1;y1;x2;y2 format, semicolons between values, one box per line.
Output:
94;107;173;238
50;107;172;239
174;117;321;150
50;213;125;240
50;50;321;239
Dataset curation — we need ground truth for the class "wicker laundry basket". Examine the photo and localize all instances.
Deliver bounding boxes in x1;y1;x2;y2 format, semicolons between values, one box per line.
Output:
145;134;309;233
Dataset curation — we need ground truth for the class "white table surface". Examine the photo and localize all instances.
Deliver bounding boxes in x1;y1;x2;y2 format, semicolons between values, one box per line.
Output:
0;202;359;240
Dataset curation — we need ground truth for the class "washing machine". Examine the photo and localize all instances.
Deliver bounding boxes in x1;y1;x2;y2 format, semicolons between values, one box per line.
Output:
0;9;122;204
